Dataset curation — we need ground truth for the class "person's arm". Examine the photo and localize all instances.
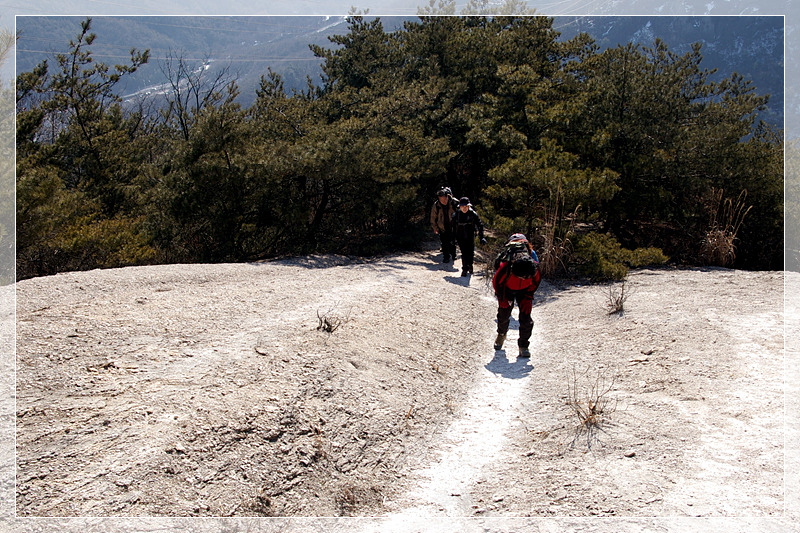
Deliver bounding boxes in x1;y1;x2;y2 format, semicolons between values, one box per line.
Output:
531;269;541;292
474;211;486;243
493;262;507;296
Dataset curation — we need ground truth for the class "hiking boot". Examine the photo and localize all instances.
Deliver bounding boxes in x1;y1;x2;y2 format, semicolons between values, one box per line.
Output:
461;269;468;277
519;347;531;358
494;333;506;350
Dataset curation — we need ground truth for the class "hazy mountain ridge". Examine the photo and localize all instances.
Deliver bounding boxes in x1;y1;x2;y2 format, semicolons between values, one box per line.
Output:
16;16;355;98
555;16;784;128
15;15;783;127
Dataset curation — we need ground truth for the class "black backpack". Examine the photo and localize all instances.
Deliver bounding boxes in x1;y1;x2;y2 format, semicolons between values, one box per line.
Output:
494;239;537;278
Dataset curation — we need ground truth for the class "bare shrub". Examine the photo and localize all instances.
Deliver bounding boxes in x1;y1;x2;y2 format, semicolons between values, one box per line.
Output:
480;260;495;293
700;188;752;267
565;366;618;449
316;303;351;334
604;280;632;315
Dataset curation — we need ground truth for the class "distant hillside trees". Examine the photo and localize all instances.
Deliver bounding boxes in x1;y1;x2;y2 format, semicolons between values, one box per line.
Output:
15;16;784;280
16;19;154;278
539;39;783;272
787;139;800;271
0;26;13;285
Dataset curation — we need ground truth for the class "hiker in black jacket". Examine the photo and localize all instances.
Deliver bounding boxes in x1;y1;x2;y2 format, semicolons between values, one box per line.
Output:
452;197;486;277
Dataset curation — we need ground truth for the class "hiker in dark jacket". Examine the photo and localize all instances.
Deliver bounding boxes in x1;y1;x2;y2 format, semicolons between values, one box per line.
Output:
452;197;486;276
430;187;459;263
492;235;541;358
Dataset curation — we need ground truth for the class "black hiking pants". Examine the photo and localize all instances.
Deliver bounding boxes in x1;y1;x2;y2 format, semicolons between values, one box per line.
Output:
496;293;534;349
439;230;456;260
457;237;475;272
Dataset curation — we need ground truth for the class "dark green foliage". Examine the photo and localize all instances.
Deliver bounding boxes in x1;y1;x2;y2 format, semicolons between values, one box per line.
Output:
16;18;155;279
16;165;156;277
555;40;781;269
15;16;783;279
573;233;669;281
149;84;255;263
485;139;619;238
396;16;572;202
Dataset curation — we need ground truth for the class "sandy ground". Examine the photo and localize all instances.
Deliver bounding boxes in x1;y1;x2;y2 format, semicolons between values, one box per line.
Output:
3;247;798;532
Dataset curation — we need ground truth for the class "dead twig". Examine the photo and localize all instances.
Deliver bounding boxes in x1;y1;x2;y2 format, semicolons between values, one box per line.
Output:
316;303;352;334
604;280;632;315
565;365;618;449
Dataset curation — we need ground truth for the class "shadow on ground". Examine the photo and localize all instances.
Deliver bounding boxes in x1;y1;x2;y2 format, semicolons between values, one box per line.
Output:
485;349;533;379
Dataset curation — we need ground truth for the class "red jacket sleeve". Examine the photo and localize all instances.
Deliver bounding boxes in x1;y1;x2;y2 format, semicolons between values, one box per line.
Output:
492;262;509;295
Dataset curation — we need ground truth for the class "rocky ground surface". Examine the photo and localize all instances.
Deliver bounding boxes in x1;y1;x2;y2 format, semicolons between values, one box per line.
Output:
6;247;798;532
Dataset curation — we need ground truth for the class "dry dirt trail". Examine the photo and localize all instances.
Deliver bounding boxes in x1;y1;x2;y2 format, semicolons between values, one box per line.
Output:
8;248;799;533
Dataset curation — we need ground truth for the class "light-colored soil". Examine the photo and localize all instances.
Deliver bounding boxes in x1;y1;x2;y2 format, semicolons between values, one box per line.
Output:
8;247;798;532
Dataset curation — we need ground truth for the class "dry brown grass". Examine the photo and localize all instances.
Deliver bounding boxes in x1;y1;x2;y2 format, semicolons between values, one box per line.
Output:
538;192;575;279
700;188;752;267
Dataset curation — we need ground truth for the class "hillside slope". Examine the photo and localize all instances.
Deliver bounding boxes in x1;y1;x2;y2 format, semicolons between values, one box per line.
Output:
13;250;792;530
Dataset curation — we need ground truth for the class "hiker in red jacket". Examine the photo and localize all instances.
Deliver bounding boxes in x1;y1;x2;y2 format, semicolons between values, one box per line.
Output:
492;236;541;358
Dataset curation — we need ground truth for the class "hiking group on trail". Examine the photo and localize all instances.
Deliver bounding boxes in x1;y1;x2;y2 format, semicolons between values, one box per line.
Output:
430;188;487;277
430;188;542;358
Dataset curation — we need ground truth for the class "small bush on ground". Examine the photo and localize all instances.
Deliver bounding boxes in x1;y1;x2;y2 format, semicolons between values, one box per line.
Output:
566;366;618;449
316;304;352;334
604;280;632;315
573;232;668;281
